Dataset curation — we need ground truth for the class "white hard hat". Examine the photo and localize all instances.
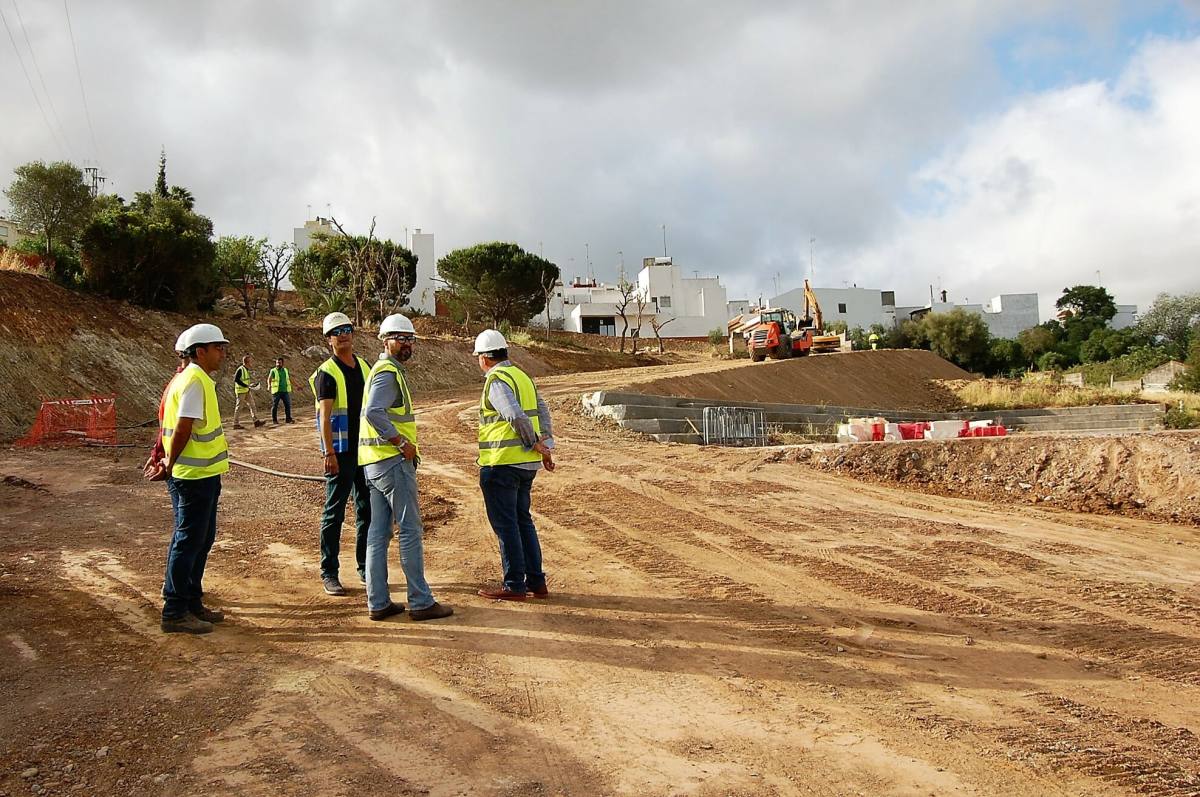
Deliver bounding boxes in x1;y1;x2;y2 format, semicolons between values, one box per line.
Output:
177;323;229;351
378;313;416;339
322;312;353;335
473;329;508;355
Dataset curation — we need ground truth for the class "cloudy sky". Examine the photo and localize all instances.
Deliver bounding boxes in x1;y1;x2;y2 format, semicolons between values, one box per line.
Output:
2;1;1198;320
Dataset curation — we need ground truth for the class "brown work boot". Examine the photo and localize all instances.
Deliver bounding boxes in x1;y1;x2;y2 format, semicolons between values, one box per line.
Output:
192;605;224;623
528;585;549;599
253;419;266;427
369;602;405;621
409;602;454;621
161;613;214;635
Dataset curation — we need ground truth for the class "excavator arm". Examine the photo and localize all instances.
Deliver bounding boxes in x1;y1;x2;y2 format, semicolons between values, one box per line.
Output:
803;279;823;331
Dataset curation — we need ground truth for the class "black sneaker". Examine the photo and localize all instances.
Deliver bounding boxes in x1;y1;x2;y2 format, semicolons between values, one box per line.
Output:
161;613;213;635
409;602;454;621
322;576;347;597
193;605;224;623
369;602;405;621
253;420;266;427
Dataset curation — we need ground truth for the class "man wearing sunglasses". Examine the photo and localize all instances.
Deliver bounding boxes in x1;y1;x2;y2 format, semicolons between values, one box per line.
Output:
357;313;453;621
308;312;372;597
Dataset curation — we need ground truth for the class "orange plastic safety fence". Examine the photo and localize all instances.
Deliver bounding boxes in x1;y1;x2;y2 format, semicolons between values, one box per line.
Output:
16;394;118;447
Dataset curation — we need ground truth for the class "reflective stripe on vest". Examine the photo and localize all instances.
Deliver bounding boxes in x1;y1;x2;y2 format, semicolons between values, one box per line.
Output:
477;364;542;467
358;358;419;467
308;356;371;454
234;365;251;395
269;367;291;394
161;365;229;479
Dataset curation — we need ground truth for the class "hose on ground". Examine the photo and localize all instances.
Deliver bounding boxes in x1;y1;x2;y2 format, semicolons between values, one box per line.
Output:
230;457;324;482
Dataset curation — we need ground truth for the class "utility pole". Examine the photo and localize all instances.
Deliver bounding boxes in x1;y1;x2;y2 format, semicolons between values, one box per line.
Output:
83;166;105;197
662;224;668;257
539;241;544;257
617;250;624;281
809;237;815;283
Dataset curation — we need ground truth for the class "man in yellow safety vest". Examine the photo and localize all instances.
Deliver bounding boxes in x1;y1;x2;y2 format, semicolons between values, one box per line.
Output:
232;354;264;429
471;329;556;601
157;323;231;634
357;313;453;621
268;355;294;424
309;312;372;596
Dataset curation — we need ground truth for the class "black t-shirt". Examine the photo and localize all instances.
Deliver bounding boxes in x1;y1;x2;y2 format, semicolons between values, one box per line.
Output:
315;356;365;448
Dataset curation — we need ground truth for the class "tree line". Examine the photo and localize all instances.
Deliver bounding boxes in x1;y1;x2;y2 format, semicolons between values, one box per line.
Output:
2;158;561;328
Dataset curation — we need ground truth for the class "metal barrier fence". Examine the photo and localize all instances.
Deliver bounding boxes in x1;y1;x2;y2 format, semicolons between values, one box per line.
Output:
702;406;768;447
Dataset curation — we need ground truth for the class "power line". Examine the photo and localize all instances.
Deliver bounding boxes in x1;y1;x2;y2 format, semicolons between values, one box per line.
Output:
12;0;74;158
62;0;98;161
0;0;64;157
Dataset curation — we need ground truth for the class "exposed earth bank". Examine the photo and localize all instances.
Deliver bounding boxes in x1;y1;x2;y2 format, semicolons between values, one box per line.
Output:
780;431;1200;526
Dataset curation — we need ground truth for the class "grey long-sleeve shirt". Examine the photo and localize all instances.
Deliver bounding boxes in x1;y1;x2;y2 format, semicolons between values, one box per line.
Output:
485;360;553;472
363;354;414;479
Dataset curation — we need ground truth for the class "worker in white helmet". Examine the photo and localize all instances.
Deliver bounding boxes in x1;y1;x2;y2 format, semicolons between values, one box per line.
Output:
143;332;192;481
158;323;232;634
308;311;372;596
357;313;453;621
471;329;556;601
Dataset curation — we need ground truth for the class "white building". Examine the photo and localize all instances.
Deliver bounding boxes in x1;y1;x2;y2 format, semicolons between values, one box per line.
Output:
770;286;897;330
293;217;334;253
1111;304;1138;330
895;293;1040;339
409;229;437;315
546;257;729;338
0;215;31;248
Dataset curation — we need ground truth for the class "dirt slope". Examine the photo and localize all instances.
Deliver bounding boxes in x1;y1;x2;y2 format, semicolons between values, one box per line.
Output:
628;348;972;410
783;431;1200;526
2;359;1199;795
0;271;658;441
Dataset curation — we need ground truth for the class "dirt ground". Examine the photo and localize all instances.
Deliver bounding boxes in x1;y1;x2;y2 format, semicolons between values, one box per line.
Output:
629;349;974;411
2;357;1200;796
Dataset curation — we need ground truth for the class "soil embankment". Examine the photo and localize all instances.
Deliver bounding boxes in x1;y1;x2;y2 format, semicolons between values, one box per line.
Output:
0;271;661;441
627;348;973;411
781;431;1200;525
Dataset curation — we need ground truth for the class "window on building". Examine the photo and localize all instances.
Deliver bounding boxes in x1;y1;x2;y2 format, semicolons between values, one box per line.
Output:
881;291;895;307
0;226;8;237
659;296;671;308
837;302;847;314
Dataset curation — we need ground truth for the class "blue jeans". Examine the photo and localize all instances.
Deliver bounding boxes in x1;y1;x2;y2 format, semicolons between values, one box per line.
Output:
319;451;370;580
271;391;292;423
365;457;435;612
479;465;545;594
163;475;221;619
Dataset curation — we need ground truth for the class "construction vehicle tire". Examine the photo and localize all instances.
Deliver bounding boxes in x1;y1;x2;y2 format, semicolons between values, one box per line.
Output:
750;349;765;362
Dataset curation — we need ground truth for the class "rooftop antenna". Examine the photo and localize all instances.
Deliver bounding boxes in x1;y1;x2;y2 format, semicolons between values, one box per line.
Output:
662;224;668;257
306;203;312;220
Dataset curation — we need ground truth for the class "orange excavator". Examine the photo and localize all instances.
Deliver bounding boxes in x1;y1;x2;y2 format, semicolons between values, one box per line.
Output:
740;280;841;362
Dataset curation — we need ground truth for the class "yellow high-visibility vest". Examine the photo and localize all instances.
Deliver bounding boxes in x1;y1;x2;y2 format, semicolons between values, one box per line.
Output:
234;365;251;395
162;365;229;479
307;356;371;454
478;364;542;467
268;366;291;394
358;357;419;466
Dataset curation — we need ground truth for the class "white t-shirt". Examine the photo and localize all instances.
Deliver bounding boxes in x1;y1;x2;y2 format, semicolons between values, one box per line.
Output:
178;365;208;420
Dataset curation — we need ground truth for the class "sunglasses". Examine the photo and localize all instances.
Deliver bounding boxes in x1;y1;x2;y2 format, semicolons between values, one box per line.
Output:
328;325;354;337
385;334;415;343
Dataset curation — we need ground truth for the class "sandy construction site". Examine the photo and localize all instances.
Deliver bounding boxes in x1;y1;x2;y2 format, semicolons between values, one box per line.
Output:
2;343;1200;797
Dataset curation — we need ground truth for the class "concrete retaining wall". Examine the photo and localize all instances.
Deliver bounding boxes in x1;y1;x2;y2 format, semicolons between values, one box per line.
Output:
581;390;1166;445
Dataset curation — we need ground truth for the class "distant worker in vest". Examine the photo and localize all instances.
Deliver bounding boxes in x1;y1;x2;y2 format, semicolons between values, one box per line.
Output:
268;355;294;425
869;332;880;350
156;323;232;634
309;312;372;596
472;329;556;601
358;314;454;621
232;354;265;429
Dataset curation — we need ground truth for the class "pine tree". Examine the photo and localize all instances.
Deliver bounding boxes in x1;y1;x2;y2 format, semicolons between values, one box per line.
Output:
155;148;168;197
